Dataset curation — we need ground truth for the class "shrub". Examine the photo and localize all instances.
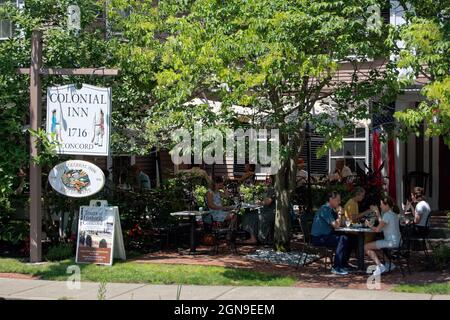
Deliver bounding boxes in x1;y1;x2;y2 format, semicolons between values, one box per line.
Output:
0;220;29;245
432;245;450;270
44;243;74;261
240;184;266;203
194;185;208;208
448;212;450;228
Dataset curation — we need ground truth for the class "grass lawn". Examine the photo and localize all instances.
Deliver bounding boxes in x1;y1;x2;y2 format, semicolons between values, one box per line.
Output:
393;282;450;295
0;257;296;287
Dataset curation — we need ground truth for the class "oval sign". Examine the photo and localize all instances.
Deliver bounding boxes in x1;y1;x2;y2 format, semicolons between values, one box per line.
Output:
48;160;105;198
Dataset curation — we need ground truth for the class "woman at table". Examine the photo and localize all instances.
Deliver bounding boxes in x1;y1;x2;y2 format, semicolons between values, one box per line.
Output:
364;197;401;276
343;187;372;224
205;176;238;229
236;164;256;185
407;187;431;232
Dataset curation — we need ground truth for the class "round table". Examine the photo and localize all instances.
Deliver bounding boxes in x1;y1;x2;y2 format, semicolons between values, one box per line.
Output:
170;210;209;254
335;226;376;271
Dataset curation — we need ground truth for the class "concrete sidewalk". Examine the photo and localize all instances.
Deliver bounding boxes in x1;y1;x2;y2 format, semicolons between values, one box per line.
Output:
0;278;449;300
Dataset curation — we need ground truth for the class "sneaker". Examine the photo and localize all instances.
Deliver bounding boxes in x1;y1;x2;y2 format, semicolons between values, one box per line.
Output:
342;265;357;272
385;262;396;271
373;264;387;276
341;267;352;273
366;265;377;274
331;267;349;275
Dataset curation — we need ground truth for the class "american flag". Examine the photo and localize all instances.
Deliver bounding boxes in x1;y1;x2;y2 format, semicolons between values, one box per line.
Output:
372;103;397;201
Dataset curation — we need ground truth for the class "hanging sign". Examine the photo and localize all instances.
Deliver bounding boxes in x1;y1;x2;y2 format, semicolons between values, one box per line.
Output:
46;83;111;156
75;201;126;266
48;160;105;198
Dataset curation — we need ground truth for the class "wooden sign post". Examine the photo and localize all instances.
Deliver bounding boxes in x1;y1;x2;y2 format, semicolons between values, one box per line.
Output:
18;30;119;262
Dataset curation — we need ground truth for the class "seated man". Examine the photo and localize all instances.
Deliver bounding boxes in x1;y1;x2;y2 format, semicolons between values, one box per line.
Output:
296;158;309;186
311;191;350;275
256;175;276;245
329;159;352;183
130;164;151;191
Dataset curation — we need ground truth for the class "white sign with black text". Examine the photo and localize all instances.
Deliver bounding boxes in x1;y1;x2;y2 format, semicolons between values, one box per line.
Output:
46;83;111;156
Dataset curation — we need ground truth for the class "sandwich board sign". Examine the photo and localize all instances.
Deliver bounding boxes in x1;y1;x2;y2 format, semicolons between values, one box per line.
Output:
46;83;111;156
75;201;126;266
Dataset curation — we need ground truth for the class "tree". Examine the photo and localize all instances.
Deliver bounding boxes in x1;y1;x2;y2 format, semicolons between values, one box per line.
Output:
391;0;450;145
113;0;394;250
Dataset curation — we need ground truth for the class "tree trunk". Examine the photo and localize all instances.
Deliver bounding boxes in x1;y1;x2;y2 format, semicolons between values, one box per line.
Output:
273;131;304;251
274;158;291;251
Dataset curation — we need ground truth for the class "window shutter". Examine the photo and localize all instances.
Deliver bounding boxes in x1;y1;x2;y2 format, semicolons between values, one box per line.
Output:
299;133;329;175
381;1;390;25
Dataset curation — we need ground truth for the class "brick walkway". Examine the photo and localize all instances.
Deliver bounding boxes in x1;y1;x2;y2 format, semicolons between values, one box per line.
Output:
132;245;449;291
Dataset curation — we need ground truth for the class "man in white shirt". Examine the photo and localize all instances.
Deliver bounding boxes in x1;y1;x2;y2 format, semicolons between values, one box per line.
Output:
329;159;352;182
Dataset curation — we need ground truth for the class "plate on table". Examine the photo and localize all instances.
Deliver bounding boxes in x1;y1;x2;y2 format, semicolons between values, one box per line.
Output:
352;223;363;228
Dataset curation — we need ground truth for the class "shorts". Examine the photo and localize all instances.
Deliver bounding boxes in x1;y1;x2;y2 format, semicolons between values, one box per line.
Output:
375;239;399;249
210;210;229;223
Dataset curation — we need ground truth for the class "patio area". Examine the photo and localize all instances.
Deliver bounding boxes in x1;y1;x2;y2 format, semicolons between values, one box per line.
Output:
131;241;450;291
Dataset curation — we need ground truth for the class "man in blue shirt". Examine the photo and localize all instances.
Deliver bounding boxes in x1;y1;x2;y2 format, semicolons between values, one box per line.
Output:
130;165;151;191
311;191;350;275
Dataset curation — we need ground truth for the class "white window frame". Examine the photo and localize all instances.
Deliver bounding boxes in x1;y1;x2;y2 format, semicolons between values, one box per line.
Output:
328;125;369;173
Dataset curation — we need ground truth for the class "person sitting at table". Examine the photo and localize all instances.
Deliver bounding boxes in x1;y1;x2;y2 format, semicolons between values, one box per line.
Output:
256;175;276;245
296;158;309;186
130;164;151;191
311;191;351;275
329;159;352;183
342;186;372;263
295;158;315;206
205;176;238;229
343;187;372;224
407;187;431;232
364;197;401;276
236;164;256;185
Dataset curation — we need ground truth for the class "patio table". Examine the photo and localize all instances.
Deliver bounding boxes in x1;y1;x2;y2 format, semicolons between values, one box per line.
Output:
335;226;376;271
240;203;264;242
170;211;209;254
240;203;263;210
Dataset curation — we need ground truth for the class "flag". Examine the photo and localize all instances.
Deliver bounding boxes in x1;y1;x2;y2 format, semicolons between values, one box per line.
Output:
372;128;397;201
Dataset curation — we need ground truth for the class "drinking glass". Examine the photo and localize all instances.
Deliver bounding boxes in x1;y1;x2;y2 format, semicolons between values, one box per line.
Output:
345;219;351;228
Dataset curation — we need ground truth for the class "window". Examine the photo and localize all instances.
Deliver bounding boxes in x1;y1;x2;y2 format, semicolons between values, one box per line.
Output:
0;19;12;39
329;126;369;173
0;0;22;40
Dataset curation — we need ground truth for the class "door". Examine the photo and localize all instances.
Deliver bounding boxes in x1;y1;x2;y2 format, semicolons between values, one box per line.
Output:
439;137;450;210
